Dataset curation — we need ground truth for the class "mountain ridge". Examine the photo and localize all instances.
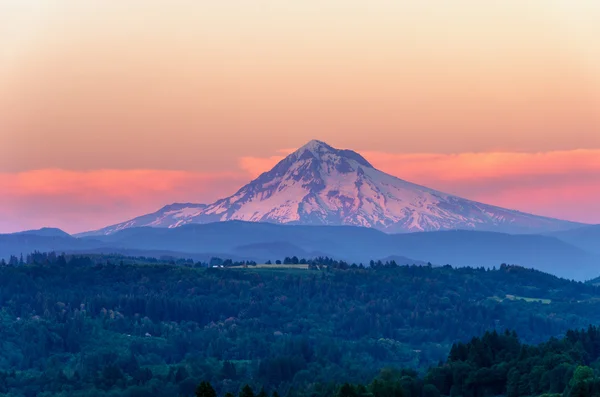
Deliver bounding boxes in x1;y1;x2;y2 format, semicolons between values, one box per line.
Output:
10;227;71;238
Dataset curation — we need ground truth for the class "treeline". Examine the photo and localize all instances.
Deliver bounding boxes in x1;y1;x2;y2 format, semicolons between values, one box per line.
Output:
1;254;600;396
0;251;256;268
0;250;414;270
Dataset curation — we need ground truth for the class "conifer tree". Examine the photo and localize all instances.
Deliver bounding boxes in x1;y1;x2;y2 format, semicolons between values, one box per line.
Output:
240;384;255;397
196;381;217;397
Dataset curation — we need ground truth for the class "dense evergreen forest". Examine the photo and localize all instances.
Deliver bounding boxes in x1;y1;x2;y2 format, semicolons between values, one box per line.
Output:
194;326;600;397
1;252;600;396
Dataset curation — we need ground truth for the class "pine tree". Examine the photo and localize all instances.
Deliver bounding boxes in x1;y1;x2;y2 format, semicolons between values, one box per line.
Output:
257;388;268;397
196;381;217;397
338;383;358;397
240;384;255;397
175;366;189;383
221;360;237;380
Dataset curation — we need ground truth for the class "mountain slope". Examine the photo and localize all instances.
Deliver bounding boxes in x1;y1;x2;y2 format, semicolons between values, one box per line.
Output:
77;203;207;237
82;140;581;235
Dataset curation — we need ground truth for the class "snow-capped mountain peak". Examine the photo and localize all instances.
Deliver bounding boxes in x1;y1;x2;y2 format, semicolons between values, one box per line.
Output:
296;139;333;156
291;139;373;168
81;140;580;236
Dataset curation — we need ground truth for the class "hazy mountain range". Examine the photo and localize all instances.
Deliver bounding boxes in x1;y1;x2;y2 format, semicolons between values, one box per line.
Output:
2;221;599;280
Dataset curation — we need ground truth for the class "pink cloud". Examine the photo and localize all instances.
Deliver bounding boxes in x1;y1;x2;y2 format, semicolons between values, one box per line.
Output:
362;150;600;183
473;182;600;224
0;169;246;233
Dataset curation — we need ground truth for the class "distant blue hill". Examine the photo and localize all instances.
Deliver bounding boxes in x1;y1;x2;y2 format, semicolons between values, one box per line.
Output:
83;221;599;280
2;221;598;280
549;224;600;255
13;227;72;238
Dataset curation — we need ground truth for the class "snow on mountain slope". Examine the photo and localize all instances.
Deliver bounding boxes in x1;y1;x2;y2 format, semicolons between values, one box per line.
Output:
76;203;207;237
81;140;581;236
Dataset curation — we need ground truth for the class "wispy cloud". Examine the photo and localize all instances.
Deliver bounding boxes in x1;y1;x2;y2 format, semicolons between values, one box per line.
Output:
0;169;246;233
362;150;600;183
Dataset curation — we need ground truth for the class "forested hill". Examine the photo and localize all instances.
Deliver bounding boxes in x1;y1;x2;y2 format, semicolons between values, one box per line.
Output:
1;255;600;396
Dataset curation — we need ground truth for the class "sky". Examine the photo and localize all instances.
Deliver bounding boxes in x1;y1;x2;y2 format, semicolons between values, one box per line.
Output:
1;0;599;233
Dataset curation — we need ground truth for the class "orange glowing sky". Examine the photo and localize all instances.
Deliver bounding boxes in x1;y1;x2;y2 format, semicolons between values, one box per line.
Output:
1;1;599;233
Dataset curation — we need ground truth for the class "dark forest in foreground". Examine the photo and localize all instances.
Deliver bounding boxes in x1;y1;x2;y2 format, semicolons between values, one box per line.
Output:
1;253;600;396
192;326;600;397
